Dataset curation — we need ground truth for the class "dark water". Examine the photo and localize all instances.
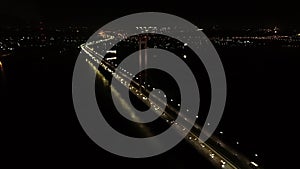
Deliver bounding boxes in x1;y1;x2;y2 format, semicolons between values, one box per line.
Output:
1;46;299;168
216;47;300;168
1;47;215;168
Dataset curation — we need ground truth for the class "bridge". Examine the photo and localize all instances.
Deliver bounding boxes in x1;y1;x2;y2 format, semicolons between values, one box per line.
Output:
80;29;262;169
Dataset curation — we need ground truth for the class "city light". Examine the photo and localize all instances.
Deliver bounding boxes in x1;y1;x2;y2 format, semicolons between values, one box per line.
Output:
106;50;117;54
2;23;296;169
106;56;117;60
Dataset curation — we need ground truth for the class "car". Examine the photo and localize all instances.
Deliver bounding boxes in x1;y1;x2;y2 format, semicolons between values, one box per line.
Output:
249;161;259;169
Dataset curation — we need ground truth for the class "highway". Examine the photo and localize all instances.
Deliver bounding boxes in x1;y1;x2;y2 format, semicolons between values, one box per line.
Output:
79;30;262;169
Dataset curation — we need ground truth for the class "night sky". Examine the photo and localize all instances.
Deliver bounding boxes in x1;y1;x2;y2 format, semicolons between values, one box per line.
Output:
1;0;299;29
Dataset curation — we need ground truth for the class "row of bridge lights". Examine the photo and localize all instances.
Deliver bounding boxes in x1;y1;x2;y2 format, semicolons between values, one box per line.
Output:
84;33;261;168
83;36;203;135
85;45;199;124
